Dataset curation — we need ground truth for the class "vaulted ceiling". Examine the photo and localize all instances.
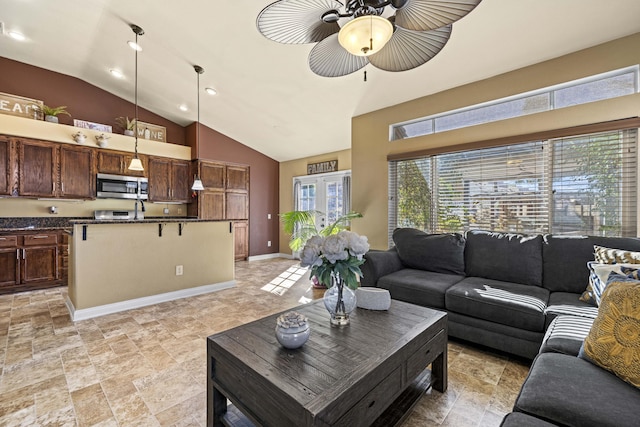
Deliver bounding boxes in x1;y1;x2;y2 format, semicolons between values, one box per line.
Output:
2;0;640;161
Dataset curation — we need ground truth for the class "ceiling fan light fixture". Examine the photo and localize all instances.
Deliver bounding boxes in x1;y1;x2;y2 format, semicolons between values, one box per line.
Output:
338;15;393;57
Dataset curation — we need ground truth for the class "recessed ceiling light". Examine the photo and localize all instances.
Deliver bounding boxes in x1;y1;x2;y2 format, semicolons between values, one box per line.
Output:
109;69;124;79
7;31;26;42
205;87;217;96
178;104;189;112
127;41;142;51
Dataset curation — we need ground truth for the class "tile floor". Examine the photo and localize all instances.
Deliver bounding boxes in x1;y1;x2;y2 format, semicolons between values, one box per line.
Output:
0;258;530;427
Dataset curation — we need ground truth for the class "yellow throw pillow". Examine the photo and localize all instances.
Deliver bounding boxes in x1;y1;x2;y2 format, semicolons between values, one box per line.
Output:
583;274;640;388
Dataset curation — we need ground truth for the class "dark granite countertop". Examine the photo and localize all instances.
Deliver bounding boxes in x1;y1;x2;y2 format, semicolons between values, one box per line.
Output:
0;216;222;232
69;217;226;225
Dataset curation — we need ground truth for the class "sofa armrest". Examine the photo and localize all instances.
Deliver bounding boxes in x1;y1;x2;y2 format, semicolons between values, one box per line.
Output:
360;248;404;288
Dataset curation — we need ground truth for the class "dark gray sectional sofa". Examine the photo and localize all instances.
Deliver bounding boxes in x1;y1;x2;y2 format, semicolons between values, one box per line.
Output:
361;228;640;427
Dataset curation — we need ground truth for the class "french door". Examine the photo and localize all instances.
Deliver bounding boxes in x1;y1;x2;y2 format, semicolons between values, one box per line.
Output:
294;171;349;231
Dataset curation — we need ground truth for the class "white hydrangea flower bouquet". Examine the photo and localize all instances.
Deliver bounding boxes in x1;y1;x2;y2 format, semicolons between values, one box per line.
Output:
299;230;370;290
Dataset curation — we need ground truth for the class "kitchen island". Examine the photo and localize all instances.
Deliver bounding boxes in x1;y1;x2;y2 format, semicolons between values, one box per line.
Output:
67;218;234;321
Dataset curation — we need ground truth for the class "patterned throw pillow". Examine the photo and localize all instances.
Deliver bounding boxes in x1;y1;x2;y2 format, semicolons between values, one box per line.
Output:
622;266;640;280
581;273;640;389
593;245;640;264
582;247;640;306
585;262;640;306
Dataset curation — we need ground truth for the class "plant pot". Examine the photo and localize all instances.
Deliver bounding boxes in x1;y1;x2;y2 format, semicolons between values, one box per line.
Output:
45;115;59;123
124;129;134;137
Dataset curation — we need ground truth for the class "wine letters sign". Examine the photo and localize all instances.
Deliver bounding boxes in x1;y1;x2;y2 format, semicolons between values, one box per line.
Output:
0;92;43;120
307;160;338;175
137;121;167;142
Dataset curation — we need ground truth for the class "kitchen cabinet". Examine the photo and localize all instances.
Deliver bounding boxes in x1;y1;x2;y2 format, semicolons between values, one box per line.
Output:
225;165;249;220
97;150;147;177
189;190;225;220
60;145;95;199
18;138;57;197
0;136;14;196
233;221;249;260
200;161;225;189
0;231;62;294
148;157;190;202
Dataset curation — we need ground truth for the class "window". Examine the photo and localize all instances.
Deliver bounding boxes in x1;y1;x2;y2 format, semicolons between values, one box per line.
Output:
299;183;315;211
389;129;637;240
390;66;639;141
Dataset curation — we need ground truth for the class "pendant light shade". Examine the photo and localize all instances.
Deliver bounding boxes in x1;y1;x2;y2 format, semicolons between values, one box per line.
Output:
338;15;393;56
191;175;205;191
128;24;144;171
191;65;205;191
128;157;144;171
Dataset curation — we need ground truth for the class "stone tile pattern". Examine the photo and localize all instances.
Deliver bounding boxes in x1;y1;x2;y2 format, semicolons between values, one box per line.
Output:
0;258;530;427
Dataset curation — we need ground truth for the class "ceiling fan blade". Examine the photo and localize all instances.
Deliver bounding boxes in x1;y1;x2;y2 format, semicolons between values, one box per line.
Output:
368;25;451;72
395;0;482;32
308;33;368;77
257;0;343;44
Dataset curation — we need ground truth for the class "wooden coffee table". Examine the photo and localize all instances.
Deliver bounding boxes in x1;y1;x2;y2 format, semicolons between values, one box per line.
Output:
207;299;447;427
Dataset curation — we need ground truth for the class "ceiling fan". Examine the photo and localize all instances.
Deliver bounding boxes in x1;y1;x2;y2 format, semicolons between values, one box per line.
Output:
257;0;482;77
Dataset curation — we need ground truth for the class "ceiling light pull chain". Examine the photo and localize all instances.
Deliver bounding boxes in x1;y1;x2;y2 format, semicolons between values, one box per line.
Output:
364;70;367;82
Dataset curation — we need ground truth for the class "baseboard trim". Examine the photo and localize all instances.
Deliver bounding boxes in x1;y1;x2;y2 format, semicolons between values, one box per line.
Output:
65;280;236;321
248;253;295;261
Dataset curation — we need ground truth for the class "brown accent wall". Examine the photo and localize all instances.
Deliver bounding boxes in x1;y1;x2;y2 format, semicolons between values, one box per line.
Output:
187;122;280;256
0;57;186;145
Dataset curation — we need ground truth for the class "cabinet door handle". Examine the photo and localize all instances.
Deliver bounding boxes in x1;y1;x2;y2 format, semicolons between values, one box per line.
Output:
16;250;20;260
22;248;26;259
61;182;64;193
33;235;50;239
0;237;6;241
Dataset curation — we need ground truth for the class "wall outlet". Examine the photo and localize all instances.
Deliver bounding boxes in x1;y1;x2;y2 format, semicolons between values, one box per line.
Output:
267;241;272;247
267;213;271;219
163;208;169;215
175;265;183;276
177;207;183;214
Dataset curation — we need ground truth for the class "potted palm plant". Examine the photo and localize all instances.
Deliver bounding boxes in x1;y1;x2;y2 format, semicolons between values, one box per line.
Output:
280;210;363;288
115;116;136;136
41;105;70;123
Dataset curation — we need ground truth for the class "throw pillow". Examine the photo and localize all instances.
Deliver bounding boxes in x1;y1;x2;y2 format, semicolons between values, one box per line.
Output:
392;228;465;275
593;245;640;264
585;262;640;306
580;273;640;389
622;266;640;280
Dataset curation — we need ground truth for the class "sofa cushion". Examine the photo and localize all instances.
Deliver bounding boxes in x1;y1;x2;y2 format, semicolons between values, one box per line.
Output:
544;292;598;328
581;274;640;389
465;230;543;286
542;235;640;293
500;412;558;427
392;228;465;275
377;268;464;309
445;277;549;332
540;315;593;356
514;353;640;427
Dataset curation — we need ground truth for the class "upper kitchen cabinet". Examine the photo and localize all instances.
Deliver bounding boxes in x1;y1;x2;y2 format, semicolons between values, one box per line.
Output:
200;161;225;189
97;150;147;177
226;165;249;192
148;157;190;202
60;145;95;199
0;136;14;196
18;138;57;197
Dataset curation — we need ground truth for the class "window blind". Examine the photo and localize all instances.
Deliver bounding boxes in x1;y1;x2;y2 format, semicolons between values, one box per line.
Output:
388;128;638;245
551;129;637;236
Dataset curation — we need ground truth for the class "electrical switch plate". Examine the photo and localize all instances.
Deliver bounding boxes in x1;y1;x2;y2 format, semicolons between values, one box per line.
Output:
267;213;271;219
163;208;169;214
175;265;183;276
267;241;272;247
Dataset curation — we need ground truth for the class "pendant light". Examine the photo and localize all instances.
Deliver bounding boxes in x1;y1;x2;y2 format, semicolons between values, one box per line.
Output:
128;24;145;171
191;65;205;191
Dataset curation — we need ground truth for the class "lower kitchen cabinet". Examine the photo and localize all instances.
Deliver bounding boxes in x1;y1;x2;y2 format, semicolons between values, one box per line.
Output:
0;231;65;294
233;221;248;261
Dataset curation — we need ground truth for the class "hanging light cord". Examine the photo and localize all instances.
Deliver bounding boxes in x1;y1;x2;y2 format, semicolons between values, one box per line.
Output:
134;30;139;159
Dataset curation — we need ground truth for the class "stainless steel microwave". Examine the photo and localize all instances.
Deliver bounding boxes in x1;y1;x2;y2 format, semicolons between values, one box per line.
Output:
96;173;148;200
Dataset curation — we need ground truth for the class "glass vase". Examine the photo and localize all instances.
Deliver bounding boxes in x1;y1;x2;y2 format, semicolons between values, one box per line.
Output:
323;272;356;326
